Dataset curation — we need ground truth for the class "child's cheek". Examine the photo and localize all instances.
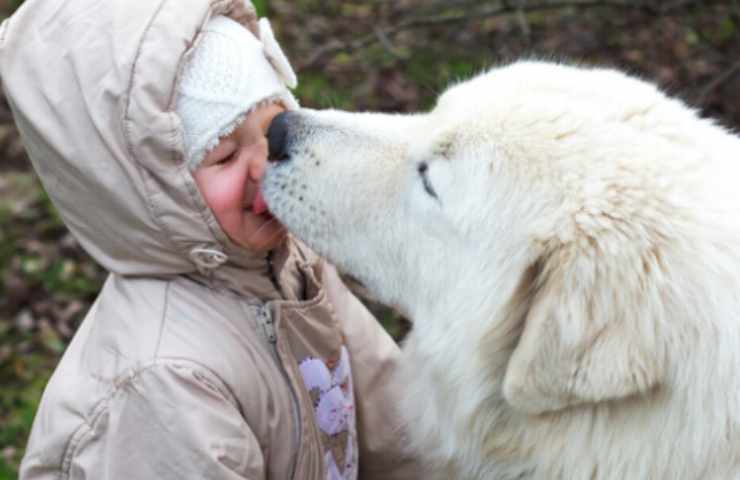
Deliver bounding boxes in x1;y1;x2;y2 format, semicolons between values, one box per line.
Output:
201;172;244;216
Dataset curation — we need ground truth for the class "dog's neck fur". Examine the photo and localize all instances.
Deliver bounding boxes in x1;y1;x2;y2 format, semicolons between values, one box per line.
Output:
399;229;740;479
397;248;538;479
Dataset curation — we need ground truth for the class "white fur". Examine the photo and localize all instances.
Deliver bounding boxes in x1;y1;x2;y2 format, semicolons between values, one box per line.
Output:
263;61;740;479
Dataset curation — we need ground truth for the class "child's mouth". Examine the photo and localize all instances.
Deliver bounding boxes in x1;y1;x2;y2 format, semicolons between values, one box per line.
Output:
251;190;269;215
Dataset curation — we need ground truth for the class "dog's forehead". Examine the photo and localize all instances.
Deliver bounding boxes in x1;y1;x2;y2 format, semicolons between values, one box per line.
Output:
436;62;599;114
425;100;498;160
434;63;552;114
435;75;494;117
429;68;536;148
431;132;457;159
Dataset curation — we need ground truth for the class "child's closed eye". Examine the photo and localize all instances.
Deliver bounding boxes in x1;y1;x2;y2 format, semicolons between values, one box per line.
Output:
214;151;237;165
203;139;239;167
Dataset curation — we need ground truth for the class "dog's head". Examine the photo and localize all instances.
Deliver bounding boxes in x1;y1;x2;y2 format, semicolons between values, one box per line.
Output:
263;61;704;414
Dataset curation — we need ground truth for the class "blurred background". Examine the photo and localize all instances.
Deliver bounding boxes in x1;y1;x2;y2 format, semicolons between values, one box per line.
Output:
0;0;739;476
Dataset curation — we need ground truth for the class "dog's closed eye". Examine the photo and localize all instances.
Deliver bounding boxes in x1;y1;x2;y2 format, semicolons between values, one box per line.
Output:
418;162;439;200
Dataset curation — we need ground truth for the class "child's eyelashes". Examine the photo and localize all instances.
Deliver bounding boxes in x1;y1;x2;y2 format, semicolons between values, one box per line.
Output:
203;138;240;168
208;149;238;167
215;151;237;165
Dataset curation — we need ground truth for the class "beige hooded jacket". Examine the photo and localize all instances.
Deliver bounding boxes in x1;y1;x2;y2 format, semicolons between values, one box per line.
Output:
0;1;419;478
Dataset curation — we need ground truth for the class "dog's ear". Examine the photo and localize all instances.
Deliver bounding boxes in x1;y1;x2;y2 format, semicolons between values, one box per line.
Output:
503;241;666;414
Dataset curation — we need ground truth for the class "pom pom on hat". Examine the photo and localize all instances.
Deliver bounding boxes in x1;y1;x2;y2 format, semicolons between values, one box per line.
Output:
176;15;298;170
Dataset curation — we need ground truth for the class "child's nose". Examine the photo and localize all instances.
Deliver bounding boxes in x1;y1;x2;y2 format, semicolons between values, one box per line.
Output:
247;139;269;182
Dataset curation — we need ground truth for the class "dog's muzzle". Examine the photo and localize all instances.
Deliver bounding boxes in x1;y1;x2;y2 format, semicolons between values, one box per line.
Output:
267;110;296;163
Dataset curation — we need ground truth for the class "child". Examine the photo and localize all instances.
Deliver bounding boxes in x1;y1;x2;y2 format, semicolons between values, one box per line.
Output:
1;1;419;478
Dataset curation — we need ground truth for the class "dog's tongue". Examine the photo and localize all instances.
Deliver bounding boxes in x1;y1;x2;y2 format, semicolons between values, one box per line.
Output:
252;190;269;215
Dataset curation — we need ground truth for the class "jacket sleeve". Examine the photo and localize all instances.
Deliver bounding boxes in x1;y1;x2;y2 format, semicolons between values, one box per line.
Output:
65;361;265;480
322;263;423;480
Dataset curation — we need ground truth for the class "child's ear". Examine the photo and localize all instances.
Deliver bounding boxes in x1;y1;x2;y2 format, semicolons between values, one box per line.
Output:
502;241;666;414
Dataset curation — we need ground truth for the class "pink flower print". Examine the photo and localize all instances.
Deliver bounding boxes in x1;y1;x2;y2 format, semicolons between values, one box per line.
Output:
299;357;332;392
298;346;358;480
317;386;354;435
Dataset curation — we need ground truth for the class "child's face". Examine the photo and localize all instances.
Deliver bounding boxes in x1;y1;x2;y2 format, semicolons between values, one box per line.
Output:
192;103;286;252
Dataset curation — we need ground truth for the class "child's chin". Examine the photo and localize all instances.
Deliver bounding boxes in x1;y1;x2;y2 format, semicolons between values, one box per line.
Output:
250;232;287;252
244;208;275;220
238;217;287;252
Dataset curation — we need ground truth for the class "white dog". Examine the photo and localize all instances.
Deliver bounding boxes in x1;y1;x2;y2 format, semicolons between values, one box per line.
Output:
262;61;740;479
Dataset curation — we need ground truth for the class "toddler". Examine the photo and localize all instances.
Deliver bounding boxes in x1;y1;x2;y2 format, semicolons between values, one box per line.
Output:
1;1;419;478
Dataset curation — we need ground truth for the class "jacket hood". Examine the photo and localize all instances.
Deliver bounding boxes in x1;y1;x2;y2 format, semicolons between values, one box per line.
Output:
1;0;286;290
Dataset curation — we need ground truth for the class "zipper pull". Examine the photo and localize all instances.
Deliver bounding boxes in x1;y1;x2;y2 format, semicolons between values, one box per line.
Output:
258;306;277;344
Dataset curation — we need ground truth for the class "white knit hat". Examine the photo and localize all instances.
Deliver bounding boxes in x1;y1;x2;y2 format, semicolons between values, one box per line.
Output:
176;15;299;169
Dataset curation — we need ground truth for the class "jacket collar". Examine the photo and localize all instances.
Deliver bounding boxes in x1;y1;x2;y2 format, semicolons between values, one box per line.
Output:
190;236;313;302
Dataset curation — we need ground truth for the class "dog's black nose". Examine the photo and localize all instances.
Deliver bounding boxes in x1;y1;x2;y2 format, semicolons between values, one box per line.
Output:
267;111;291;163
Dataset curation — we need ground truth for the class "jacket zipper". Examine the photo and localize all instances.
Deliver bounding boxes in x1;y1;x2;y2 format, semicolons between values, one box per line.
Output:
256;305;302;479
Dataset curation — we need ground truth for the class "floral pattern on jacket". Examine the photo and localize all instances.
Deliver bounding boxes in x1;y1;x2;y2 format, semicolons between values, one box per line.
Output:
299;346;358;479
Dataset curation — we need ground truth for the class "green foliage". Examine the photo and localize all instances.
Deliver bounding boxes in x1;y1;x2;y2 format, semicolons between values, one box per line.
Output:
0;367;49;479
378;310;406;341
404;49;480;109
715;16;736;44
0;319;55;479
0;174;105;474
252;0;266;17
2;0;23;20
295;72;353;109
